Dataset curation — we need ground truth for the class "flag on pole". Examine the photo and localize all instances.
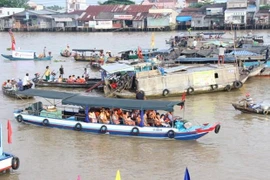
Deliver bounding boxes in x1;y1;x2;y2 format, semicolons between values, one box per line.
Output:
7;120;12;144
180;92;186;110
151;32;155;48
9;29;16;50
184;167;190;180
115;170;121;180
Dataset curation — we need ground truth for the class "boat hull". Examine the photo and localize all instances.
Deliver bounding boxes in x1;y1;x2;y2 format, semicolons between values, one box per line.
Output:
74;56;117;63
0;154;12;173
13;112;219;141
232;103;269;115
34;78;103;88
2;86;33;99
1;54;52;61
60;52;71;57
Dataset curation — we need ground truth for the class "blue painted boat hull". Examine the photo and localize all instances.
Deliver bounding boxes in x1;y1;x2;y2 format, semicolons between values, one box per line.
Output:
175;56;236;63
1;54;52;61
14;112;220;141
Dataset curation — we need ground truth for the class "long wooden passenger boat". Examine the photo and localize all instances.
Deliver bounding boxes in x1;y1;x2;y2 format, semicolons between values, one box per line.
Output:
72;49;117;63
2;86;33;99
14;89;221;141
33;78;103;88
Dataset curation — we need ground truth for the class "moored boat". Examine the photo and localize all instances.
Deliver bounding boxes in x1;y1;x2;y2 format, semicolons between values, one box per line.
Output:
101;63;264;99
14;89;221;141
72;49;118;63
0;123;20;173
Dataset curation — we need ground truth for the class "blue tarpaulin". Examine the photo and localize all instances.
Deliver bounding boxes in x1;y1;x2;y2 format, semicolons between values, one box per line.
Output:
176;16;192;22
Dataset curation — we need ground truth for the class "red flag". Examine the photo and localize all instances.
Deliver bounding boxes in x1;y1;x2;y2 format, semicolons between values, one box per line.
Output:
180;92;186;110
7;120;12;144
9;29;16;50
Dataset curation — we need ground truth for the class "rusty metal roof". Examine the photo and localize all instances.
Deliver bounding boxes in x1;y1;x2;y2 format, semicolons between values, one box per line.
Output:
80;5;155;21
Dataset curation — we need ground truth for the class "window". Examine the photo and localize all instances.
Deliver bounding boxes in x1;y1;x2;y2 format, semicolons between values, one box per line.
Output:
7;11;10;15
214;73;219;78
197;20;201;24
0;10;2;14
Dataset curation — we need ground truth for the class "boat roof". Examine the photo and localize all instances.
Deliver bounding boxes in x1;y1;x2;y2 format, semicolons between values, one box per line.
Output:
16;89;76;99
16;89;184;111
101;63;135;74
62;95;183;111
72;49;103;52
118;48;158;54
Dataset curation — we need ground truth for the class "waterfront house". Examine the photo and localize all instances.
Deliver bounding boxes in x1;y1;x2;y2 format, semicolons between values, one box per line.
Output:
147;9;178;30
79;5;156;31
246;0;260;28
66;0;88;13
141;0;179;9
201;3;226;30
0;7;25;30
224;0;248;29
176;8;204;30
10;9;58;31
254;9;270;29
52;13;80;31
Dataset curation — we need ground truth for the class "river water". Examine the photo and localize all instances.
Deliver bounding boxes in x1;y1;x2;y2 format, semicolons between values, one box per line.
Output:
0;30;270;180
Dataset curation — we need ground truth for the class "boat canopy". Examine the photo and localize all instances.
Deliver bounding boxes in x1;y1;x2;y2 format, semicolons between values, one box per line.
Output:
101;63;135;74
62;95;184;111
72;49;103;52
16;89;76;99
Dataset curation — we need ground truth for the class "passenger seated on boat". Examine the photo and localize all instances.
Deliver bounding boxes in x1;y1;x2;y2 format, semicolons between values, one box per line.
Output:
122;111;135;126
112;109;120;125
99;109;110;124
17;79;23;91
88;111;97;123
67;76;74;83
146;110;156;126
72;75;76;81
160;114;170;127
57;75;63;83
80;76;86;83
135;112;149;126
5;80;12;88
239;93;255;108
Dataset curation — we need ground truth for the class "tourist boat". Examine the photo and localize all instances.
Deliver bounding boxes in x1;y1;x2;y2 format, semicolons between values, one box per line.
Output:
0;123;20;173
33;78;103;89
73;49;118;63
1;50;53;61
232;100;270;115
60;51;72;57
2;86;33;99
101;63;265;99
118;48;158;60
13;89;221;141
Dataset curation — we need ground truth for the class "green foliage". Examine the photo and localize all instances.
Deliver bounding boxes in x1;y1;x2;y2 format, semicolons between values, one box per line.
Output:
46;5;64;11
0;0;29;8
188;0;214;8
98;0;135;5
260;5;270;10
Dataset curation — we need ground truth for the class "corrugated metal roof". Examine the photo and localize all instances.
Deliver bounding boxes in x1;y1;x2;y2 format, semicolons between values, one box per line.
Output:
81;5;154;21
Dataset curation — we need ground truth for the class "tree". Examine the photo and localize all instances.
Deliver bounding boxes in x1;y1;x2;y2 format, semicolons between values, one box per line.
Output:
260;5;270;10
47;5;64;11
188;0;214;8
0;0;29;8
98;0;135;5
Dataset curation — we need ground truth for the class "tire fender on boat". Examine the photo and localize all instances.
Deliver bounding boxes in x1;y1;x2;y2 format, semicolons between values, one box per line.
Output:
100;125;107;133
224;85;232;92
16;115;23;123
260;67;266;74
263;110;269;115
11;157;20;170
162;89;170;96
42;119;50;126
187;87;194;95
167;130;175;139
131;127;140;136
215;124;221;134
74;123;82;131
233;81;243;89
211;84;218;90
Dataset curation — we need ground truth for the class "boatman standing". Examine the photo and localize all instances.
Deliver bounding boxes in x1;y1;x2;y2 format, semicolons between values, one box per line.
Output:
218;45;226;65
59;65;64;78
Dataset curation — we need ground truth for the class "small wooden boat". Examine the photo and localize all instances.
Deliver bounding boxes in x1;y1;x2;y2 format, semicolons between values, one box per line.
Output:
72;49;117;63
2;86;33;99
14;89;221;141
0;122;20;173
232;101;270;115
33;78;103;88
60;52;72;57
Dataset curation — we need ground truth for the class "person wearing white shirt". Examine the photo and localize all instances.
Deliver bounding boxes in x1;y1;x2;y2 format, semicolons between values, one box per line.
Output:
22;73;31;90
218;46;226;64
